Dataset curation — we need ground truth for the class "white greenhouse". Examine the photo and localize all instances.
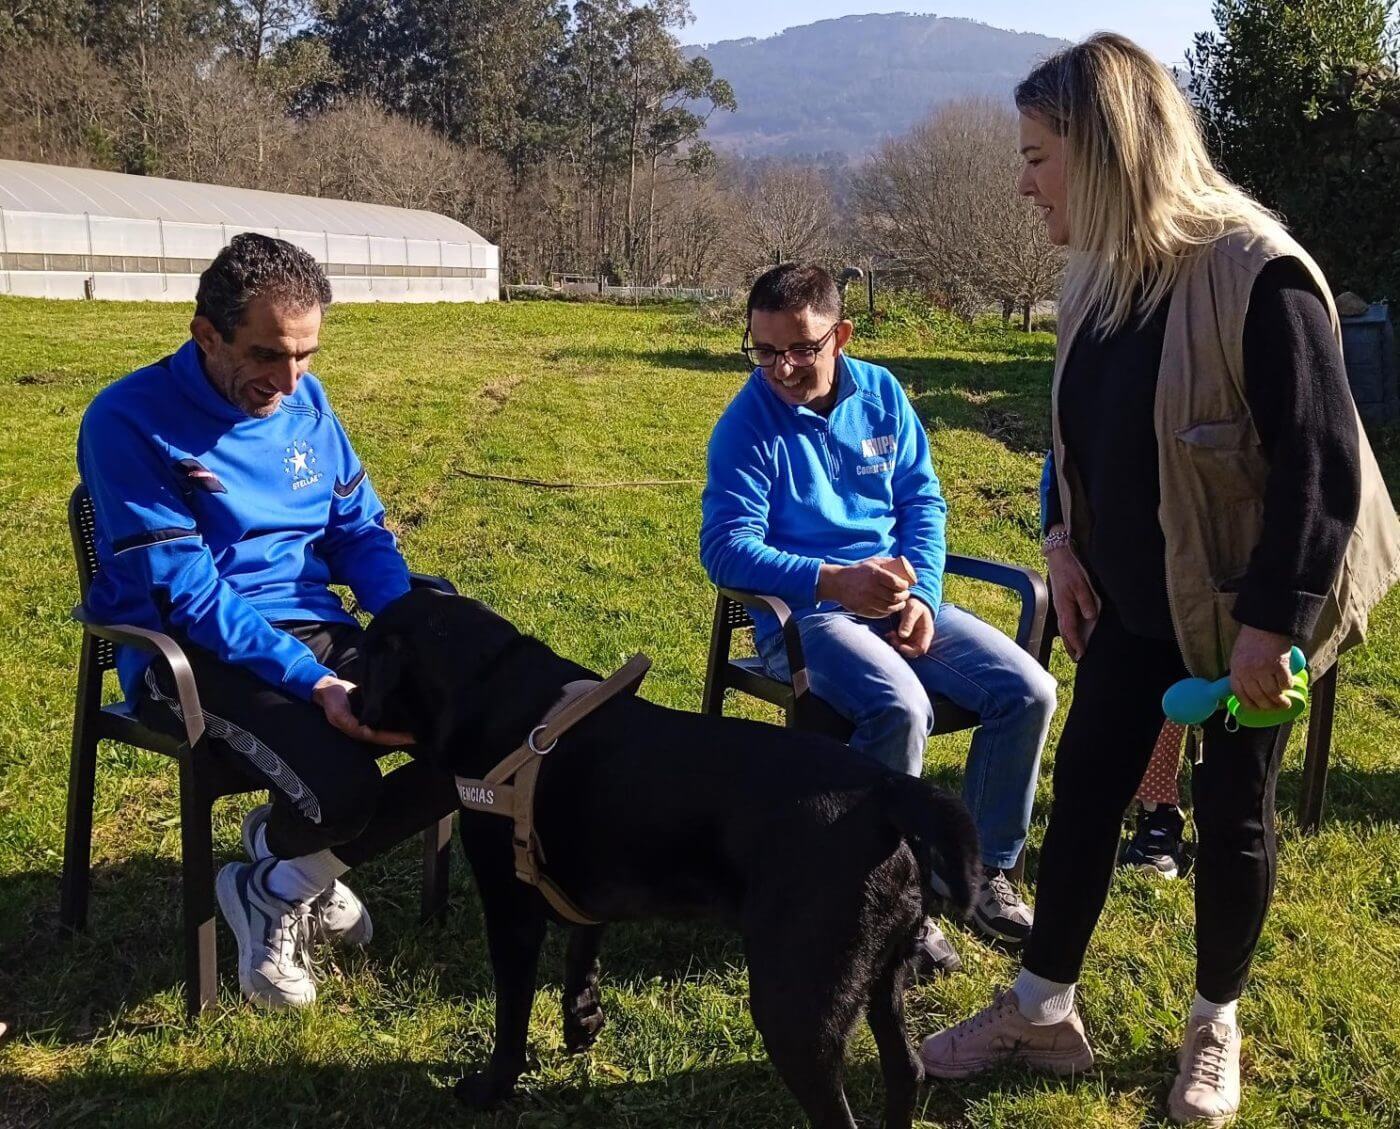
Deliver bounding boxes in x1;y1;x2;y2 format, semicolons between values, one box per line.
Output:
0;159;499;303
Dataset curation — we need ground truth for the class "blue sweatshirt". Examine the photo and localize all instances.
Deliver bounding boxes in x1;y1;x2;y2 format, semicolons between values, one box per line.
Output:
700;354;948;639
77;339;411;704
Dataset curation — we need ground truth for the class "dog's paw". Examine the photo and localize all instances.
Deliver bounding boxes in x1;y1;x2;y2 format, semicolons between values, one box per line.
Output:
563;995;606;1053
455;1070;512;1110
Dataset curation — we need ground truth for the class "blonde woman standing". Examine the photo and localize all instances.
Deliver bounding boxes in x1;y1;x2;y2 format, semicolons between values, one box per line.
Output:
919;33;1400;1125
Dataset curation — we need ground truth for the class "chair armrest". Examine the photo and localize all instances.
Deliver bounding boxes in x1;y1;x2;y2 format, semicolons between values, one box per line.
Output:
71;606;205;746
717;588;816;698
409;572;457;595
944;554;1050;664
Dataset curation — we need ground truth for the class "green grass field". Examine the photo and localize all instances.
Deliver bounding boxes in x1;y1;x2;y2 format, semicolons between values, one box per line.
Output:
1;295;1397;1128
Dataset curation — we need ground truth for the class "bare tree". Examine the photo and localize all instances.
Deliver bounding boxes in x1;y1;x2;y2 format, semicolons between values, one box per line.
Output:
0;40;123;167
726;164;836;281
287;98;511;238
853;99;1063;323
141;53;291;188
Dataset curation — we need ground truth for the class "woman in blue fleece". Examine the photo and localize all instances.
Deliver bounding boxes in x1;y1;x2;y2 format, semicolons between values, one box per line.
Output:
700;263;1057;967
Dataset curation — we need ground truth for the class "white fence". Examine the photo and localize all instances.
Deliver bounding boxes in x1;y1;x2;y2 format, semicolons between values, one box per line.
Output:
548;278;733;301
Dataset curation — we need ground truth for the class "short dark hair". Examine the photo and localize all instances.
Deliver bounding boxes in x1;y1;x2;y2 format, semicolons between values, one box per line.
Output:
746;263;843;324
195;232;333;341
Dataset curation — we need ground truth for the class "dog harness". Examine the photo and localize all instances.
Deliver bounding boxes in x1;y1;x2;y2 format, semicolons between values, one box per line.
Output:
452;653;651;925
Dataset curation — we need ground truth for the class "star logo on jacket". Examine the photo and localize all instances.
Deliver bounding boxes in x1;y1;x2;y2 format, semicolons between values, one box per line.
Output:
283;440;322;491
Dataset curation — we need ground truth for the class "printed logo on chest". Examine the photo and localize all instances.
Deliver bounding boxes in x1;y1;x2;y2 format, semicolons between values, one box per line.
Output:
858;433;896;476
283;439;323;491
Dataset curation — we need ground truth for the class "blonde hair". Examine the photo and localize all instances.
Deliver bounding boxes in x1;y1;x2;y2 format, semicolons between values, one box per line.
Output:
1016;32;1283;335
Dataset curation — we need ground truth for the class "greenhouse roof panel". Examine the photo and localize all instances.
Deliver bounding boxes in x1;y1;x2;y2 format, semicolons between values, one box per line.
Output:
0;160;490;245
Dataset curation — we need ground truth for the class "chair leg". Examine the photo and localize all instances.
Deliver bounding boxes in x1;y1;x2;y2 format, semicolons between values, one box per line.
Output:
700;681;726;717
59;726;100;933
1298;665;1338;834
61;649;104;933
179;748;219;1017
420;812;454;925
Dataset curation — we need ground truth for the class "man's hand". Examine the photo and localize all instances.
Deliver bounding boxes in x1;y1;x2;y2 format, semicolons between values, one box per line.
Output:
313;675;415;747
885;596;935;658
1045;528;1100;661
817;559;910;618
1228;625;1294;712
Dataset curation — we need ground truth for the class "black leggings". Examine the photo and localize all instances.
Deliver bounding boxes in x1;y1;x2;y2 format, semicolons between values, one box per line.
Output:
138;621;459;866
1022;605;1289;1003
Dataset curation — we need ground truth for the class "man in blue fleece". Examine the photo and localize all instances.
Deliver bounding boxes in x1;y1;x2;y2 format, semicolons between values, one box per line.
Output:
700;263;1056;969
77;233;458;1009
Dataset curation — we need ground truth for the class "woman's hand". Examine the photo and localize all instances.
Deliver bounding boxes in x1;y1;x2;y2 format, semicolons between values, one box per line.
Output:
1045;528;1100;661
1228;626;1294;712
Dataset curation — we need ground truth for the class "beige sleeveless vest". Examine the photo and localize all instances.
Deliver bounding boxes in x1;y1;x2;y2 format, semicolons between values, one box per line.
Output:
1051;226;1400;679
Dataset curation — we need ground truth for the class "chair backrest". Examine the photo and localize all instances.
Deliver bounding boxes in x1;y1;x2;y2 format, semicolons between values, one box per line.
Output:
68;483;117;673
718;592;755;632
711;591;756;667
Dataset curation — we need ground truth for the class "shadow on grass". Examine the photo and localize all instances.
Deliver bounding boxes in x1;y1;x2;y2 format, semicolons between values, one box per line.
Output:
0;837;749;1052
1;1054;823;1129
869;354;1052;457
1275;762;1400;837
638;348;745;374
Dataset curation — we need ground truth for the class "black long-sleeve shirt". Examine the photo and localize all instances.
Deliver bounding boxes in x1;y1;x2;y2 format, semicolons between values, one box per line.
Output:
1047;258;1361;641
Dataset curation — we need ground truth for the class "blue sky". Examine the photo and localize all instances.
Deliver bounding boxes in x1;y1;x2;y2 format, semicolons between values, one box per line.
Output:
684;2;1217;65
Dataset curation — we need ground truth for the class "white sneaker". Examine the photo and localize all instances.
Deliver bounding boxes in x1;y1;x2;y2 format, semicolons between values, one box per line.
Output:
216;858;317;1010
1168;1017;1241;1125
240;803;373;947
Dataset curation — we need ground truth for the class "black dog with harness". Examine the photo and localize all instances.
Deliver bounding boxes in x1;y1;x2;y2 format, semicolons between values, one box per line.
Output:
357;588;979;1129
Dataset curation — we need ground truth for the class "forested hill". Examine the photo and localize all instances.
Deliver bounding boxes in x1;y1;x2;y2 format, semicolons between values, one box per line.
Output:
687;13;1069;157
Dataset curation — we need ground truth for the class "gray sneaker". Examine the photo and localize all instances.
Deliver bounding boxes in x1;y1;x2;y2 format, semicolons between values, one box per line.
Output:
1168;1017;1241;1126
216;858;317;1010
240;803;373;947
910;918;963;980
972;869;1034;944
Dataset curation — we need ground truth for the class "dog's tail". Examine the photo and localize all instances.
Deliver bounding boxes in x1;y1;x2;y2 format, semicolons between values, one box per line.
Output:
875;773;981;916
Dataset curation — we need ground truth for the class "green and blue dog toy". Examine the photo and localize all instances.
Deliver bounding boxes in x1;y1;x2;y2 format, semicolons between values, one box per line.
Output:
1162;646;1310;729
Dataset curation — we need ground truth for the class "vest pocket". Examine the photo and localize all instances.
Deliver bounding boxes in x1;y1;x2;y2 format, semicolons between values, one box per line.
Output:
1175;417;1256;449
1174;416;1266;505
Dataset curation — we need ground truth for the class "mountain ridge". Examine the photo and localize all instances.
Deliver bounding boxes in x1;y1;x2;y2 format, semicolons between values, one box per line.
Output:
685;13;1071;158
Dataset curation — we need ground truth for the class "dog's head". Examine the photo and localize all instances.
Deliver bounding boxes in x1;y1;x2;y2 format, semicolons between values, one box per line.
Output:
357;588;524;772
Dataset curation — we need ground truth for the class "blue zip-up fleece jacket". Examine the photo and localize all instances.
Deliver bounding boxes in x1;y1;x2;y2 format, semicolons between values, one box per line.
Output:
700;354;947;640
77;339;411;704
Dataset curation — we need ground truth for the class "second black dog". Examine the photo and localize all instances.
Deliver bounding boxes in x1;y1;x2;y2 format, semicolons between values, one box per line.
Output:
357;588;979;1129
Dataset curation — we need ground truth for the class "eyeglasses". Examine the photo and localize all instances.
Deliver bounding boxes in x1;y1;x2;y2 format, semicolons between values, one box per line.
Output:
741;324;839;369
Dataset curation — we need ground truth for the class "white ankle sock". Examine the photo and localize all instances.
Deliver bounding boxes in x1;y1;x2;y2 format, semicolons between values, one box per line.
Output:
1190;992;1239;1029
1013;967;1077;1025
264;850;349;905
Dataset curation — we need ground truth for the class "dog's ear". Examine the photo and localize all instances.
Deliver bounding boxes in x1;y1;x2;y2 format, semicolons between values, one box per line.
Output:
356;630;410;732
422;679;491;772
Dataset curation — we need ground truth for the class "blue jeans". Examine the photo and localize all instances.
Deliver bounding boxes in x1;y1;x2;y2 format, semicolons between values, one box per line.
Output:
757;605;1056;870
